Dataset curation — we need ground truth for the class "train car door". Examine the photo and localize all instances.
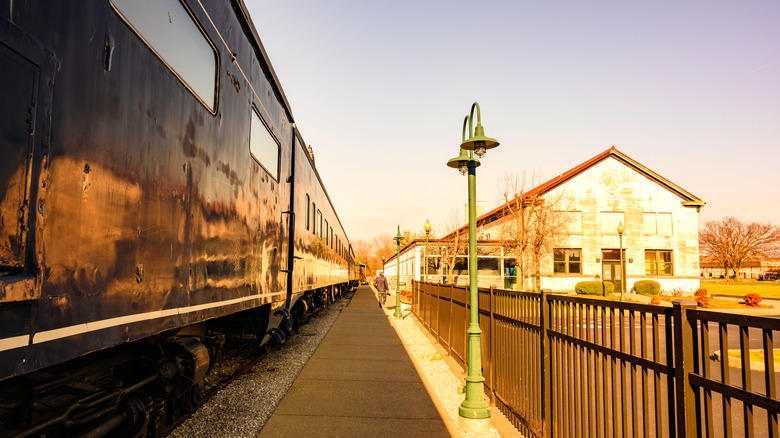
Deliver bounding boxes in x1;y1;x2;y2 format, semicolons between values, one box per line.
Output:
0;36;42;270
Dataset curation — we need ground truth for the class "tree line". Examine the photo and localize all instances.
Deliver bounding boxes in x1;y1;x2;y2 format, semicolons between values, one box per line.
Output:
699;217;780;281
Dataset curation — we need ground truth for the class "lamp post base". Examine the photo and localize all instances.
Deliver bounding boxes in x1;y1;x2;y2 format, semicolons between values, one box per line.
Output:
458;415;492;434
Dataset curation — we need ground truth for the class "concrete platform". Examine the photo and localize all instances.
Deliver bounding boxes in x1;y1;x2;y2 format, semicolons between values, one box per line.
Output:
258;286;453;437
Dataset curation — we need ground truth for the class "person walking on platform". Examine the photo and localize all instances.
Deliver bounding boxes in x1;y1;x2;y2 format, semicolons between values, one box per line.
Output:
374;271;389;308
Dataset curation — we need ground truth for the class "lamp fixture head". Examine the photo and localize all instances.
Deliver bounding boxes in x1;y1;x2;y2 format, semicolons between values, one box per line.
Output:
393;225;403;244
461;122;499;157
474;141;487;158
447;148;479;175
424;218;432;234
617;221;625;235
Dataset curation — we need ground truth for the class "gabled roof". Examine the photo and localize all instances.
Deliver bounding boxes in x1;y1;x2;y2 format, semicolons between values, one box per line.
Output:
442;146;706;239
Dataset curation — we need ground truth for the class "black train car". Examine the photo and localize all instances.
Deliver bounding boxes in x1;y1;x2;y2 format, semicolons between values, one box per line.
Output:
0;0;356;435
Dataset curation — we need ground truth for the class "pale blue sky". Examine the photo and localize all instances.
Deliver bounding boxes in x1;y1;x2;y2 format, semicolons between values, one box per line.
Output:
247;0;780;242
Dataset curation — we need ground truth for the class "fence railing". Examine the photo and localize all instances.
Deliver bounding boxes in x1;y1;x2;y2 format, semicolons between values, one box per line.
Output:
411;280;780;437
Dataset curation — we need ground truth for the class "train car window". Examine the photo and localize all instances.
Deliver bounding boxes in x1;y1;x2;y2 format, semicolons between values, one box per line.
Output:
305;194;310;230
312;203;316;235
110;0;218;111
249;107;280;179
317;210;322;239
324;220;329;244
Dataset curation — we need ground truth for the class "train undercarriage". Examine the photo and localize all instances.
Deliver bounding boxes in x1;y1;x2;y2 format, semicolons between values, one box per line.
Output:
0;284;351;438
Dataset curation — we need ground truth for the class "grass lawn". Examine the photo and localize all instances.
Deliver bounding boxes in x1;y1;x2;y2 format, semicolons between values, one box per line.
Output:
700;280;780;299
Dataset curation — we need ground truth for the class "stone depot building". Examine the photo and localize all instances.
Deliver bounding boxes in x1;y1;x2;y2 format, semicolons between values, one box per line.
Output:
384;147;705;294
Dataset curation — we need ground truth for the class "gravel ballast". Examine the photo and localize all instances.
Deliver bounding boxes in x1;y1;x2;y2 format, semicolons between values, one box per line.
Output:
169;296;350;438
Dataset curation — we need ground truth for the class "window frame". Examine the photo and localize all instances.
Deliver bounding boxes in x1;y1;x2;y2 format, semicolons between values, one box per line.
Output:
643;212;673;235
553;248;582;275
312;203;316;235
249;105;281;181
316;210;322;239
600;211;625;235
645;249;674;276
109;0;219;113
305;194;310;231
324;219;329;245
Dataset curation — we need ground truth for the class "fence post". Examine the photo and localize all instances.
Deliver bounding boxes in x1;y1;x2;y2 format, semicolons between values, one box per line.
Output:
449;283;454;356
541;289;552;437
424;283;429;330
412;280;416;315
673;300;697;438
489;286;496;404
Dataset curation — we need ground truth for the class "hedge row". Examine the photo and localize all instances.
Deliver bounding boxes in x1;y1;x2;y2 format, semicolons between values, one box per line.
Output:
575;281;615;296
634;280;660;295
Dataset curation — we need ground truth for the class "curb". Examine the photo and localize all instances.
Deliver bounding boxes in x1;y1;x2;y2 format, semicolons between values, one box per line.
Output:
711;350;772;372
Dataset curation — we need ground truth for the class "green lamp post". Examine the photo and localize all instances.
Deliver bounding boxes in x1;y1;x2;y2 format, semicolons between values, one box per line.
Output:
423;219;432;283
446;102;499;424
393;226;403;318
617;221;625;301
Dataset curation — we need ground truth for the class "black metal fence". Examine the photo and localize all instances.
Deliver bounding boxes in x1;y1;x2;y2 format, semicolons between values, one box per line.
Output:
411;280;780;437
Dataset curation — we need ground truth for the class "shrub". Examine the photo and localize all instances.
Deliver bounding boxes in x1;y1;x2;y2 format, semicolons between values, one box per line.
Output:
694;288;710;308
649;296;660;305
634;280;661;296
575;281;614;296
744;293;762;307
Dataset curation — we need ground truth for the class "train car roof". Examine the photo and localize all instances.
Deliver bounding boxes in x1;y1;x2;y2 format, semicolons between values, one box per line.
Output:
232;0;352;246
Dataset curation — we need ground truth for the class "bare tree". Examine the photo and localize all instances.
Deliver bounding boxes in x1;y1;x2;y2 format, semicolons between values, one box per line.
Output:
525;191;578;292
372;233;396;273
497;172;532;290
352;239;373;270
699;217;780;282
497;172;577;292
441;207;466;284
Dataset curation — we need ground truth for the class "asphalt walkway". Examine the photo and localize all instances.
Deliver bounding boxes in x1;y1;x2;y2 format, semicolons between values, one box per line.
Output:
258;285;453;437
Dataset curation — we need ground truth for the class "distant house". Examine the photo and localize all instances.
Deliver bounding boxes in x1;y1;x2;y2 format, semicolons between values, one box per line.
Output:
699;256;780;280
385;147;706;293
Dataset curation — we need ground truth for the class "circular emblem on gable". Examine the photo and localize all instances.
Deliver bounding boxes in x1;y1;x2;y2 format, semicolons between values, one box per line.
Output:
599;170;622;194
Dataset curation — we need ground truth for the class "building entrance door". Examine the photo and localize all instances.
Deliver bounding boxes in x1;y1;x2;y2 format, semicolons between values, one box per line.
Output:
601;249;625;294
602;262;622;294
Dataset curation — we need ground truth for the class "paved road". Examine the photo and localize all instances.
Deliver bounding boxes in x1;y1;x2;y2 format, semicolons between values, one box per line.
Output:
557;307;779;438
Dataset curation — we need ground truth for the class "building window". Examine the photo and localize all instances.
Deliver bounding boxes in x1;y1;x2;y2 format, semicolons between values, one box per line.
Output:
600;212;625;234
110;0;218;111
250;107;280;179
477;258;500;275
643;212;673;235
452;257;468;275
554;248;581;274
645;250;673;276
